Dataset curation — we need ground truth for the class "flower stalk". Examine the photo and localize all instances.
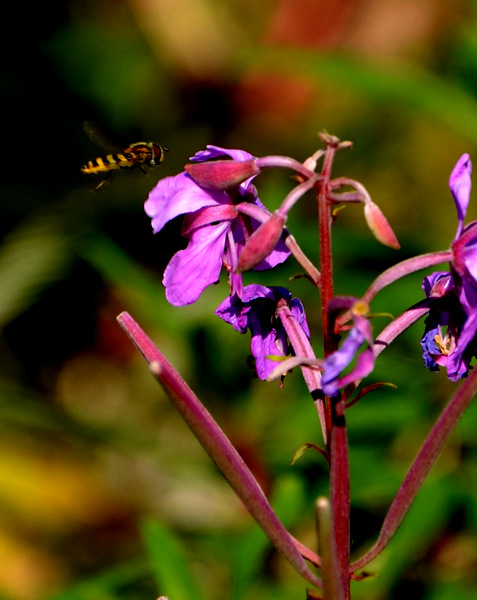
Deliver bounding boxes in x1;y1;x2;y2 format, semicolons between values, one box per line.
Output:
350;364;477;573
117;311;322;589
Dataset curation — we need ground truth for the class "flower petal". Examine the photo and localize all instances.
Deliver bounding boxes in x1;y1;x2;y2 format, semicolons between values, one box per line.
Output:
145;172;230;234
422;272;454;298
322;328;365;397
190;146;254;163
447;310;477;381
248;310;287;380
163;222;229;306
449;153;472;237
453;222;477;282
337;347;376;390
215;294;250;333
290;297;311;338
215;285;307;381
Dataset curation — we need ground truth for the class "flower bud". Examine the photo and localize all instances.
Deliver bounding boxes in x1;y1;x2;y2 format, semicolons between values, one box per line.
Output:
236;212;287;272
185;159;261;190
364;201;400;249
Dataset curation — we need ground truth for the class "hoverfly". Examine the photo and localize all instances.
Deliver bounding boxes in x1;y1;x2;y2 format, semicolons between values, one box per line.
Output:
81;123;168;189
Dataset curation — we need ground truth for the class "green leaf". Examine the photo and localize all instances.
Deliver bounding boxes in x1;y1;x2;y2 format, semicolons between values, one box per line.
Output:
230;475;308;600
48;559;148;600
0;216;71;326
140;519;206;600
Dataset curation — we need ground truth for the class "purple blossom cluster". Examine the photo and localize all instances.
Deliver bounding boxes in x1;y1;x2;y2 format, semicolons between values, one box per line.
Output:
420;154;477;381
145;144;477;393
119;136;477;598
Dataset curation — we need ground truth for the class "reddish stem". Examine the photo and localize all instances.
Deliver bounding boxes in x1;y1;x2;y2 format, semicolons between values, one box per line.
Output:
318;144;335;357
117;311;323;589
318;136;351;598
329;395;351;599
350;365;477;573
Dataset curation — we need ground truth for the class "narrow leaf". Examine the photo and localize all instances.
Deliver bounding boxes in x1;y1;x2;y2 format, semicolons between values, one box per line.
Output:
141;519;205;600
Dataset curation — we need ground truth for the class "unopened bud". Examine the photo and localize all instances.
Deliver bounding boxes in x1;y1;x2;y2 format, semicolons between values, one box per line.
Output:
364;201;400;249
236;212;287;272
185;159;260;190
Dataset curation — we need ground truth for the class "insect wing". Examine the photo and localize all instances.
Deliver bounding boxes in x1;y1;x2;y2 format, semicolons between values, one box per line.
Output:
83;121;122;152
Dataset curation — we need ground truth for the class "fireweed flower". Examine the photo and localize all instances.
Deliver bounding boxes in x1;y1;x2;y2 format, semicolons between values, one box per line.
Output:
215;284;310;380
421;153;477;382
145;146;290;306
321;300;375;397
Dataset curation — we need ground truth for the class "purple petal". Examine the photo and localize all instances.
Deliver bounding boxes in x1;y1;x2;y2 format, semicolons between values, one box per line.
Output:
248;310;287;380
145;172;230;234
447;311;477;381
163;222;229;306
420;326;442;371
241;283;278;303
337;347;376;390
215;285;278;332
215;295;250;333
215;285;305;380
190;146;255;163
453;222;477;282
422;272;454;298
290;297;311;338
322;328;365;396
449;153;472;237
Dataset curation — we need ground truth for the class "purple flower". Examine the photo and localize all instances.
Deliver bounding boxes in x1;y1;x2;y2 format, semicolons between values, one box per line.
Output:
145;146;290;306
421;154;477;381
321;302;375;397
215;284;310;380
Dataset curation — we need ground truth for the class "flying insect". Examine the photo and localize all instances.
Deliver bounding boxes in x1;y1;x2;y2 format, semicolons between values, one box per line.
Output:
81;141;167;175
81;123;168;189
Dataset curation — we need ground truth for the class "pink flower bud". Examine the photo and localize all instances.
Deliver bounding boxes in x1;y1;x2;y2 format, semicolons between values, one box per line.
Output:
185;159;260;190
364;201;400;249
236;212;287;272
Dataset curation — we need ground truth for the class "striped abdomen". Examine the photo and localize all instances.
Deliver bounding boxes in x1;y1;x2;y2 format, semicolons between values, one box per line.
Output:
81;142;167;175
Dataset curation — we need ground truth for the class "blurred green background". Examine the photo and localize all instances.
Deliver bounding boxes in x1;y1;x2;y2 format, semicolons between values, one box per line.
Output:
3;1;477;599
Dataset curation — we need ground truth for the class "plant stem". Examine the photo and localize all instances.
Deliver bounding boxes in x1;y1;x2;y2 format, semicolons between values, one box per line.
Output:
318;136;351;599
350;364;477;573
117;311;323;590
329;395;351;599
318;141;335;357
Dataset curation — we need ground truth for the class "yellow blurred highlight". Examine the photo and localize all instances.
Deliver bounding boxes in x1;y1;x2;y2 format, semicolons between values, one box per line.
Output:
129;0;237;77
0;442;121;531
0;530;66;600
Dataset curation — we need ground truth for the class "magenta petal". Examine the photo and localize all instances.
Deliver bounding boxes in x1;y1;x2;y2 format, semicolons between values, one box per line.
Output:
336;347;376;390
163;222;230;306
249;312;287;380
455;223;477;281
321;315;375;397
449;153;472;236
448;311;477;380
322;328;364;396
190;145;254;163
251;329;284;380
145;172;230;234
